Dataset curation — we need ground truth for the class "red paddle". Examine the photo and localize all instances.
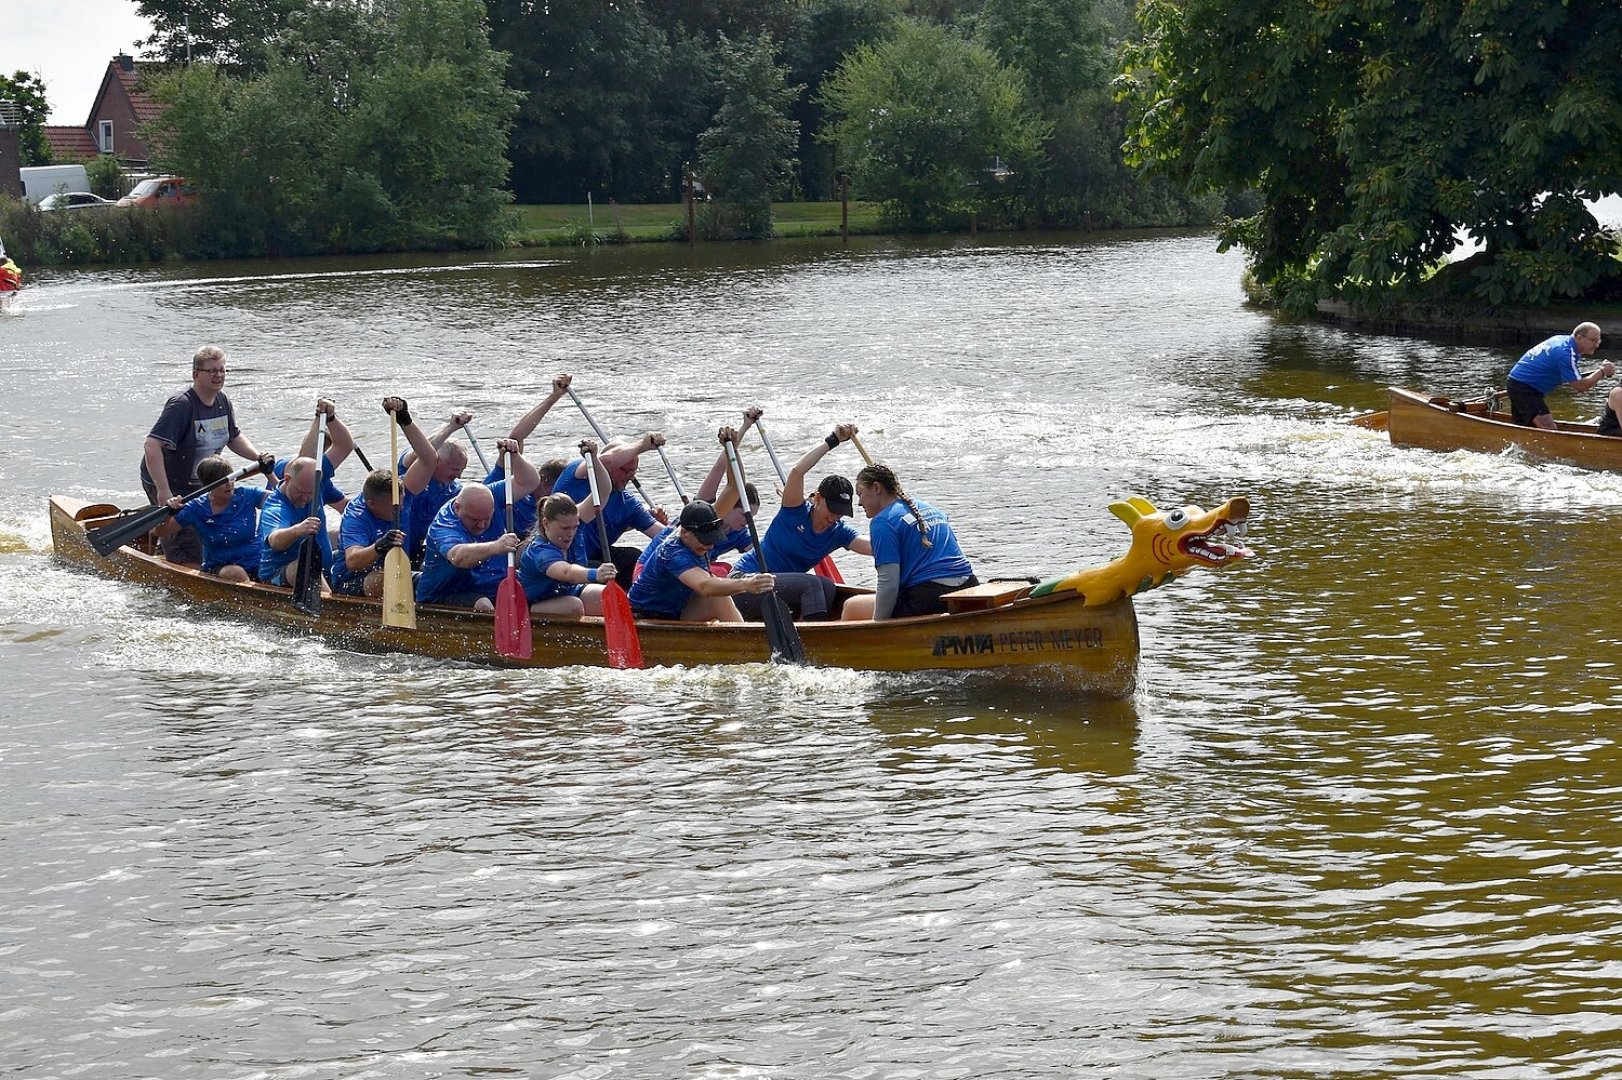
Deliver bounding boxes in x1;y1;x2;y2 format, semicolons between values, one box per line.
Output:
493;447;532;660
584;445;644;669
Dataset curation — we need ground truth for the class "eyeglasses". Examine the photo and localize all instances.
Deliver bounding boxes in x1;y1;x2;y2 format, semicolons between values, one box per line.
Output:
196;367;227;374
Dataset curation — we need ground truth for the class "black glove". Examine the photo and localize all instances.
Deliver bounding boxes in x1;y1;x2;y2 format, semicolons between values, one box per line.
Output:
386;399;412;428
257;452;277;475
374;530;402;556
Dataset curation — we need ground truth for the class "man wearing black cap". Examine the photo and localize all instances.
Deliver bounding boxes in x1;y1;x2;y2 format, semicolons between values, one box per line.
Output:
627;499;776;621
728;423;871;621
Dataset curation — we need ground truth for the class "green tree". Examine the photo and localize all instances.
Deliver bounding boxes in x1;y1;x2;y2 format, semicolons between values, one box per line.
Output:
0;72;53;166
696;34;801;238
136;0;311;74
819;18;1049;228
144;0;518;255
783;0;901;199
1119;0;1622;309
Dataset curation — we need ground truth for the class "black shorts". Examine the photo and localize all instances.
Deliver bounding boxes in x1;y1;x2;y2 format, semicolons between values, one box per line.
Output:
1506;377;1550;427
893;575;979;618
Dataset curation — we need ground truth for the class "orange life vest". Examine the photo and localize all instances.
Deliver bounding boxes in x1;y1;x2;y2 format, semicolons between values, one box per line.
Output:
0;259;20;292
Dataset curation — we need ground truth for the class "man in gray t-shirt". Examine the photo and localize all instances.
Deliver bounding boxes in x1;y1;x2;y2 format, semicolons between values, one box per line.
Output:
138;345;271;565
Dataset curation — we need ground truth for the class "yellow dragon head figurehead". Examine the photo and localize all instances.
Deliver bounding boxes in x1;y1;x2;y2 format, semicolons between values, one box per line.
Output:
1032;496;1253;607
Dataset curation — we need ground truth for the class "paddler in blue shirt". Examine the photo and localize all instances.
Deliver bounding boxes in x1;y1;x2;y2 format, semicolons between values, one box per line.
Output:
1506;322;1610;429
626;492;775;622
257;455;334;586
398;409;474;567
552;431;670;584
331;397;439;597
730;422;871;621
415;439;543;611
840;462;977;621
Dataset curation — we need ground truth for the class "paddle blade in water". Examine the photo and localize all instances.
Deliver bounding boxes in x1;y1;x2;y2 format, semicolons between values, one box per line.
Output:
494;571;531;659
291;538;322;616
761;593;807;665
814;555;843;584
381;547;416;629
601;582;643;669
87;505;170;557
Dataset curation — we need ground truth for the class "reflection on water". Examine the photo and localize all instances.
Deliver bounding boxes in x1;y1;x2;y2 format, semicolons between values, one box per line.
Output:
4;232;1622;1075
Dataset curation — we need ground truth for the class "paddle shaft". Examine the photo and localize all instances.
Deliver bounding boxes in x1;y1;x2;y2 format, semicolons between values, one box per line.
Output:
382;412;416;628
353;444;373;472
565;386;659;508
723;439;806;664
583;446;614;563
89;460;270;557
462;424;492;476
291;412;329;614
582;443;643;669
756;420;789;486
654;444;689;505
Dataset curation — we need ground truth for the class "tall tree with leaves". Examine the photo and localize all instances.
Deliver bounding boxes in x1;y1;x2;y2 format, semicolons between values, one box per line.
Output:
136;0;312;74
696;34;801;237
0;72;53;166
819;18;1049;228
1119;0;1622;310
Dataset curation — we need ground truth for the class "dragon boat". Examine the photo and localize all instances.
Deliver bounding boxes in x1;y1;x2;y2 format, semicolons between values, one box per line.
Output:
48;492;1253;696
1352;386;1622;472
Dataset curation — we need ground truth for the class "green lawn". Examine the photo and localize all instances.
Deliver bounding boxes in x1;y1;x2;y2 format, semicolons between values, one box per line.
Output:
510;200;886;245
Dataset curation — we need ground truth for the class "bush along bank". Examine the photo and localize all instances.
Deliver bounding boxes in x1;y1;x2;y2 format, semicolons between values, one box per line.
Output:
0;196;205;265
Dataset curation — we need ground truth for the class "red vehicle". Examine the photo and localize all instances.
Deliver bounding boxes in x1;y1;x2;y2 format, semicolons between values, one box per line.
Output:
116;176;198;208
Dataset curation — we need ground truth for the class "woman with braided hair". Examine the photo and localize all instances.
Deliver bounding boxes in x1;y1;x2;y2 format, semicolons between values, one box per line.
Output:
840;462;976;621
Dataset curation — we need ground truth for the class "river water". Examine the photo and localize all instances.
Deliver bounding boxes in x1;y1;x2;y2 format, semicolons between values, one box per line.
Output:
3;232;1622;1078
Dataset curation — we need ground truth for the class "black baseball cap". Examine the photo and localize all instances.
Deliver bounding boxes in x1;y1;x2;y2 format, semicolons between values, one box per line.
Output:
679;499;726;546
818;474;854;516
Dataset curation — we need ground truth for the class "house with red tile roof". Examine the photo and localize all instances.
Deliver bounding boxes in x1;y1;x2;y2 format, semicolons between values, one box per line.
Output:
43;54;161;168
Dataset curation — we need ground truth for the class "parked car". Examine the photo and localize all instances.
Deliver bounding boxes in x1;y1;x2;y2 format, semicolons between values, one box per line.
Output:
19;164;91;205
115;176;197;208
39;192;114;212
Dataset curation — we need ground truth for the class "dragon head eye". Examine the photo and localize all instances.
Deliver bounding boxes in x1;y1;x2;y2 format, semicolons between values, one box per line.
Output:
1164;508;1189;530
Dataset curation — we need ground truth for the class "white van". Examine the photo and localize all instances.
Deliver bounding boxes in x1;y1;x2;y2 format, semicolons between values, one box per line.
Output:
19;164;92;206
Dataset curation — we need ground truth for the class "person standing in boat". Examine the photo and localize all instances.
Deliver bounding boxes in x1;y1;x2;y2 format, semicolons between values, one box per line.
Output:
626;498;776;622
331;398;440;598
840;463;977;621
551;431;670;584
1506;323;1611;429
726;423;870;622
140;345;275;567
415;440;543;611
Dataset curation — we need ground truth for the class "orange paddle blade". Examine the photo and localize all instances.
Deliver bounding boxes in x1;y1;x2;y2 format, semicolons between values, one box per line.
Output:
495;571;532;659
601;582;644;669
815;555;843;583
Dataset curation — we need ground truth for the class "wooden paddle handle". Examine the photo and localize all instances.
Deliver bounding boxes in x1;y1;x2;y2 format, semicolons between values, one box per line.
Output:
849;432;875;466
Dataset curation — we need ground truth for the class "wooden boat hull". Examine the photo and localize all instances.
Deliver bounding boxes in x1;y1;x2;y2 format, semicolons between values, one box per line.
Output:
50;496;1141;693
1383;386;1622;472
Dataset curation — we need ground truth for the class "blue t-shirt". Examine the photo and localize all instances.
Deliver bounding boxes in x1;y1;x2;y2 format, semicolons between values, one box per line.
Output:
637;522;751;568
398;450;460;563
519;529;589;603
552;458;656;560
174;486;270;572
627;529;712;618
484;464;538;537
732;502;858;574
273;455;345;508
416;480;513;603
331;498;395;595
256;487;333;583
1508;335;1581;393
869;498;973;588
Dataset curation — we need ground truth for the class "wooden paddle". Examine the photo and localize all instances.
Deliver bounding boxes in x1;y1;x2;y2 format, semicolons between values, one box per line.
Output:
493;447;532;659
565;386;660;511
88;459;272;558
584;444;644;669
381;412;416;629
755;418;843;584
291;412;329;616
723;437;806;666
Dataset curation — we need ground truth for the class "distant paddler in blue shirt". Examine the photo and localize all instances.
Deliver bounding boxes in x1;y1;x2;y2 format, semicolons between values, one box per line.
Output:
398;408;476;567
416;439;544;611
1506;322;1610;428
331;397;440;597
552;430;671;584
840;463;977;621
